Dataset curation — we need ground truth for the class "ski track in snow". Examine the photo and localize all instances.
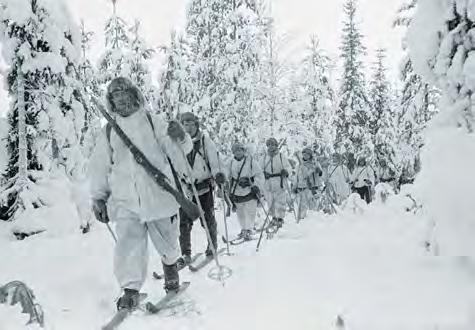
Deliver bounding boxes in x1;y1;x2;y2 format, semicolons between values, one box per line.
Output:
1;202;475;330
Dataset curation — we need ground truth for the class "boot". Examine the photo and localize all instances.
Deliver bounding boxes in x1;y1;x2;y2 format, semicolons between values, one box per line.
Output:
269;217;279;227
205;240;218;257
176;253;192;269
116;288;140;310
162;261;180;293
205;218;218;257
277;218;284;228
237;229;246;239
243;229;253;241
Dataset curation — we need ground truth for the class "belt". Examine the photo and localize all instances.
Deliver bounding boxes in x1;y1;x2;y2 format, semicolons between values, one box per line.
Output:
230;192;257;204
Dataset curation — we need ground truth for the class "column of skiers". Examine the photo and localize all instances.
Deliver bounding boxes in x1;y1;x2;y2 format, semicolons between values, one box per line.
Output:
89;77;384;312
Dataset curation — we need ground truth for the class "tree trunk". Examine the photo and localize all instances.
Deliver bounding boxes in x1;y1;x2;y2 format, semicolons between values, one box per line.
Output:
17;69;28;188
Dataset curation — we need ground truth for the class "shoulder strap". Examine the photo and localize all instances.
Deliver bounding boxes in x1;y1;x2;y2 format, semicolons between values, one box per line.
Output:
106;123;112;143
106;123;113;164
201;134;212;172
231;157;247;195
167;157;183;194
145;111;155;131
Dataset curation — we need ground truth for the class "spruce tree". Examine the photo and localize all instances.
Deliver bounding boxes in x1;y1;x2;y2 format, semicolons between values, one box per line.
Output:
185;0;266;153
369;48;399;176
157;32;194;119
293;35;336;157
98;0;131;85
0;0;83;221
337;0;371;166
393;0;438;180
128;19;156;109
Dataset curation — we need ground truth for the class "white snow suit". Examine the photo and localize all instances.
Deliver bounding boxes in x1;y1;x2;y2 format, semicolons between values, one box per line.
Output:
261;152;291;219
350;165;376;203
293;159;323;220
185;131;221;196
228;156;265;231
89;110;192;291
180;130;222;257
327;164;351;205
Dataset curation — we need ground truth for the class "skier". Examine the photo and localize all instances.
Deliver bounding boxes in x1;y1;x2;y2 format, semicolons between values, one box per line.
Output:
350;157;375;203
228;142;265;240
89;77;192;311
292;147;323;220
261;137;291;229
178;112;226;264
327;153;351;205
377;158;397;191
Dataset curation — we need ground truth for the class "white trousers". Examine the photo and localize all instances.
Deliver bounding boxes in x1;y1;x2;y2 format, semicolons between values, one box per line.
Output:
297;190;315;220
235;200;258;231
266;188;287;219
113;209;180;291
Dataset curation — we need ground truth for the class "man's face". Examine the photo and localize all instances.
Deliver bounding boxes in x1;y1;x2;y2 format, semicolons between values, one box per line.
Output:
320;158;329;168
233;147;245;160
332;154;341;164
182;120;198;137
266;141;278;155
302;152;312;161
111;90;138;117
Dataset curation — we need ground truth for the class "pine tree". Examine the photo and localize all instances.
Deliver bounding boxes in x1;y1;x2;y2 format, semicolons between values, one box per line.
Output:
369;48;399;176
336;0;371;166
0;0;83;221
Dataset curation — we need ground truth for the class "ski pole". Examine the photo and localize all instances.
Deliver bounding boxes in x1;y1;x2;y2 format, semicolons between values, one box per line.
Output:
256;194;273;252
284;178;298;222
178;147;231;282
217;153;231;256
220;186;231;256
105;223;117;243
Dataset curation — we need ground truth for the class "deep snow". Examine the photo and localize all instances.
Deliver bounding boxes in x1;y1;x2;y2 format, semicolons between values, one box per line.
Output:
1;192;475;330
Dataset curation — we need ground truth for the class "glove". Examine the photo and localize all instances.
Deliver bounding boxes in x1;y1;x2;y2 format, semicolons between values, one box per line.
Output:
92;199;109;224
364;179;372;185
238;177;251;188
292;187;298;194
264;172;271;180
250;185;260;197
281;169;289;178
215;172;226;185
311;187;318;195
167;120;186;141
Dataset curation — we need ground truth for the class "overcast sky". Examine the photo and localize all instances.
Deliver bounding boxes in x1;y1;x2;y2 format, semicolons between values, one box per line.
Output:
1;0;405;115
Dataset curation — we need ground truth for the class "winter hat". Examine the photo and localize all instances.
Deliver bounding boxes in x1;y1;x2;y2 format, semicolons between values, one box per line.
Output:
180;112;199;125
231;142;245;153
106;77;144;110
107;77;134;94
266;137;278;147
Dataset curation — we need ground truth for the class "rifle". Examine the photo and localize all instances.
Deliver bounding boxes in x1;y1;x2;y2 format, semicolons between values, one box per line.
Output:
93;98;200;221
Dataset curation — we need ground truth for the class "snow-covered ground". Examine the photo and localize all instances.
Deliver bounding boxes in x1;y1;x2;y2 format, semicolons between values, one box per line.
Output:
1;191;475;330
